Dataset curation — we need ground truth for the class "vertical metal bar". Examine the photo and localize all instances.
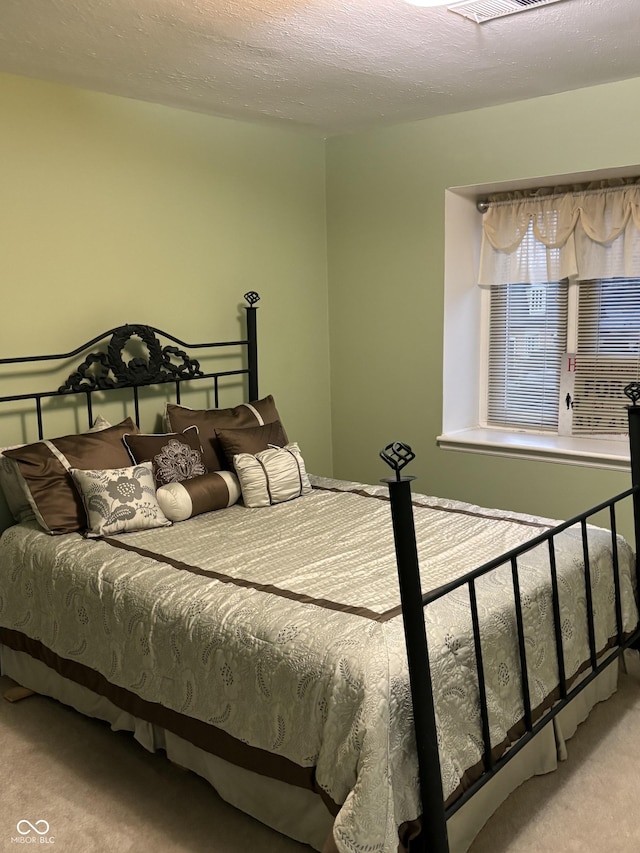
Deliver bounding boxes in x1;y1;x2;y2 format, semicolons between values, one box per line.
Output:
511;557;532;731
581;518;598;670
214;375;219;408
386;476;449;853
469;579;493;771
626;402;640;593
610;504;623;646
245;305;259;401
133;387;140;427
86;391;93;429
548;538;567;700
35;397;43;439
175;380;181;405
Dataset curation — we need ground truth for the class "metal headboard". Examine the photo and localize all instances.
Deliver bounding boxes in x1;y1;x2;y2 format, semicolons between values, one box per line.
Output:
0;291;260;439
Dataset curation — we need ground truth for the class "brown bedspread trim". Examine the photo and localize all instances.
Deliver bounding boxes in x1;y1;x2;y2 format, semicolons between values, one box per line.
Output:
311;484;554;530
104;487;552;625
104;537;391;623
0;629;630;844
442;631;631;808
310;485;552;622
0;626;341;815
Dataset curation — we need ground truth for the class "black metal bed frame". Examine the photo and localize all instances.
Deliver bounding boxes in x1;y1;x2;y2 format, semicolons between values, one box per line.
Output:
0;292;260;438
3;292;640;851
382;384;640;852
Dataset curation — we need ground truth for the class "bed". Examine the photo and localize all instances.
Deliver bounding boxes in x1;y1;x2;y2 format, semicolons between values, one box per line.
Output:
1;293;639;853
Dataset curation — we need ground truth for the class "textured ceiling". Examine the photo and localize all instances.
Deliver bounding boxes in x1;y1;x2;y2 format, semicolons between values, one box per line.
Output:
1;0;639;136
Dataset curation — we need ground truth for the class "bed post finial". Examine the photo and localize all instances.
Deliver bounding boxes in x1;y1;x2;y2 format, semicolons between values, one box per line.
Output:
243;292;260;401
624;382;640;489
380;441;416;482
380;443;449;853
244;291;260;307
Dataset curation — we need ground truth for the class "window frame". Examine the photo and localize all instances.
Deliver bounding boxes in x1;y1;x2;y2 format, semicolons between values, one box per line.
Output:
438;179;638;473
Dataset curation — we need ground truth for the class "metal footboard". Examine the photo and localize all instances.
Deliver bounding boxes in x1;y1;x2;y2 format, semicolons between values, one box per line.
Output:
381;392;640;853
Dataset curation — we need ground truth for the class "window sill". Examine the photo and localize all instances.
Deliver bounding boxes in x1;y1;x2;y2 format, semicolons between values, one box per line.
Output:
436;428;631;472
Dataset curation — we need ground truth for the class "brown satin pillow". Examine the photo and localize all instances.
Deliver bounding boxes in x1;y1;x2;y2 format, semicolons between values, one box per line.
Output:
165;395;287;472
3;418;138;535
0;445;37;524
215;421;287;468
0;415;115;525
122;426;205;487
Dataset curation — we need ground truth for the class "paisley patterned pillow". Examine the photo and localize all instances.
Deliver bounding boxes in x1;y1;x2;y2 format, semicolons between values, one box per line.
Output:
70;462;172;537
122;426;206;488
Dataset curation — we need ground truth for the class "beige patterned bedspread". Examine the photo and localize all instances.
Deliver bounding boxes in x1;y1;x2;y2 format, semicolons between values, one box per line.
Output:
0;476;637;853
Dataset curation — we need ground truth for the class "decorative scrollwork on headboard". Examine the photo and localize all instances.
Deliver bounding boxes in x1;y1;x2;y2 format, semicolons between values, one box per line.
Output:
58;324;204;393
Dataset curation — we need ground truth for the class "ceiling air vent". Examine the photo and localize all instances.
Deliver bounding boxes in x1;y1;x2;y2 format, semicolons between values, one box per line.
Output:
448;0;565;24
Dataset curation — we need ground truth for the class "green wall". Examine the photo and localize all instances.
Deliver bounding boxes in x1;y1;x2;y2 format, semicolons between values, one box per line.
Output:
3;68;640;538
0;73;332;473
326;78;640;534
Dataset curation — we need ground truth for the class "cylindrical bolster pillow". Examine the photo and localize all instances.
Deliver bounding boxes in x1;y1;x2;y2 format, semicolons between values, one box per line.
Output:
156;471;241;521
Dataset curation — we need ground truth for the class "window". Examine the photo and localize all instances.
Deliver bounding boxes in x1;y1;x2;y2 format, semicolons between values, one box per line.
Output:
439;178;640;470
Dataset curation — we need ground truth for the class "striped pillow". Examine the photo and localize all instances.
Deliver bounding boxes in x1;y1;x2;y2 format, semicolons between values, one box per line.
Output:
233;443;311;508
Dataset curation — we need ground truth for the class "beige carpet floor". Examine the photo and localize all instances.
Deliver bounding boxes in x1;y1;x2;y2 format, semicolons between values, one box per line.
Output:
2;662;640;852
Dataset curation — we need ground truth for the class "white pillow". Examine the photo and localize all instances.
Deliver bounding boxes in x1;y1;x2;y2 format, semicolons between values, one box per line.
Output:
233;443;311;508
157;471;241;521
70;462;171;537
89;415;113;431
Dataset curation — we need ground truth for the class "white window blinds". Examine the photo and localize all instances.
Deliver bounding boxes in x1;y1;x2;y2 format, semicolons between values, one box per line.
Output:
487;282;568;429
572;278;640;435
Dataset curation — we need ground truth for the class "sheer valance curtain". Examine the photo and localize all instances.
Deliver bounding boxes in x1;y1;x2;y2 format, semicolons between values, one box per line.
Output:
478;179;640;438
478;180;640;285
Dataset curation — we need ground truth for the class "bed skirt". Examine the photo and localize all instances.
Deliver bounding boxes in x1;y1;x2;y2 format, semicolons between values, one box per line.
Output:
0;644;620;853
